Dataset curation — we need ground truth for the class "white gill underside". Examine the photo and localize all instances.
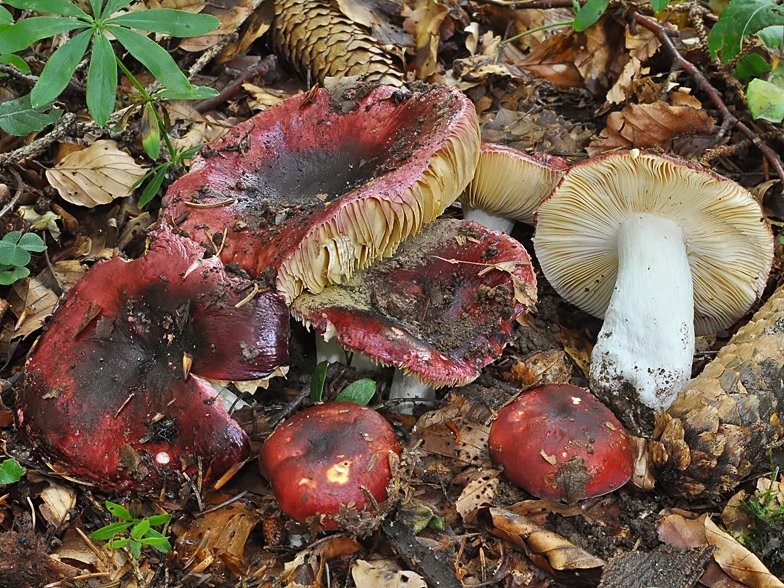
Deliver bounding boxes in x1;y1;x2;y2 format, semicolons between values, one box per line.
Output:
589;213;695;413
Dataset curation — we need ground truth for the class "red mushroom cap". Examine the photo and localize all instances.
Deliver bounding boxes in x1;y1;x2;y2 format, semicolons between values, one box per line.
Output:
17;226;290;492
258;402;401;529
291;219;537;387
488;384;632;504
162;82;480;303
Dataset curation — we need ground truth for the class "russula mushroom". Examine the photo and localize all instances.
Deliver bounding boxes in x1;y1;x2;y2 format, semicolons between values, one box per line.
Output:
460;143;569;234
488;384;633;504
533;150;773;435
258;402;401;529
162;82;481;304
17;226;290;491
291;218;538;407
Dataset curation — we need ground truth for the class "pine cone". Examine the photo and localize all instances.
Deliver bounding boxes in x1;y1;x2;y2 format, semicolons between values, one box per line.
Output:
271;0;405;86
649;284;783;499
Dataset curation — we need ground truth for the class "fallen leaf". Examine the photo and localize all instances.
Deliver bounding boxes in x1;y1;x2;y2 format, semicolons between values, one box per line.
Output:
455;470;499;521
352;559;427;588
572;15;626;95
179;0;254;52
46;140;146;208
516;33;583;88
7;276;59;340
404;0;449;80
38;481;76;527
505;349;572;388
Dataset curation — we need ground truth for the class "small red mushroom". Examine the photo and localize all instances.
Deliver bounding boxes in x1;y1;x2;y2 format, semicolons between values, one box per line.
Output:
17;226;290;492
488;384;632;504
258;402;401;529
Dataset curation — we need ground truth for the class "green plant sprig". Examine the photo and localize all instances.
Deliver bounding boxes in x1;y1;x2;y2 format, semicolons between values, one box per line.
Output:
0;230;45;285
91;500;172;559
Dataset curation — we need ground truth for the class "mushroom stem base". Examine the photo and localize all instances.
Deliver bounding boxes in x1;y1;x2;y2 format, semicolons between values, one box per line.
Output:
589;213;695;436
389;371;435;414
462;207;516;235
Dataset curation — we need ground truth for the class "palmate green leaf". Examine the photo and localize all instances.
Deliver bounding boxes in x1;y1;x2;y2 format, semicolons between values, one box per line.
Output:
0;265;28;285
0;94;61;135
89;0;103;20
106;25;190;93
708;0;784;61
0;458;24;484
747;77;784;122
3;0;89;18
107;10;219;38
86;31;117;127
18;232;46;252
0;16;83;53
0;237;31;267
31;28;92;109
90;521;134;540
335;378;376;405
100;0;134;19
573;0;610;31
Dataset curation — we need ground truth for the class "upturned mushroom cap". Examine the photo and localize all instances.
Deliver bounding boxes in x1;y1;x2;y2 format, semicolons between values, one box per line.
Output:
488;384;632;504
461;143;569;229
17;226;290;492
533;150;773;336
290;219;537;388
162;82;480;303
258;402;401;529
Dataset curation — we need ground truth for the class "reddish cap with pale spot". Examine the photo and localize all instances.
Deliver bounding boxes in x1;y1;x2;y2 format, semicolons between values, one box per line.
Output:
162;82;480;304
291;219;537;387
259;402;401;529
489;384;632;504
17;226;290;492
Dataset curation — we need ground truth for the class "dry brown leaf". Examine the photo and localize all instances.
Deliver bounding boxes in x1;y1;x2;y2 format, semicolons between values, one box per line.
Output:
218;0;274;63
572;15;626;95
606;56;649;105
555;328;593;378
455;470;499;520
38;480;76;527
587;102;717;157
46;140;146;208
352;559;427;588
243;83;302;111
404;0;449;80
516;33;583;88
505;349;572;389
414;422;492;468
7;276;59;340
335;0;413;46
179;0;254;52
490;507;606;572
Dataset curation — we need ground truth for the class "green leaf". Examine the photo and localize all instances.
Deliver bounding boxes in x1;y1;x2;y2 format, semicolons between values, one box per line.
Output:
2;230;21;244
18;232;46;252
650;0;670;11
146;514;172;527
0;6;13;25
89;0;103;19
154;85;219;100
100;0;134;18
109;538;130;549
3;0;90;18
107;10;219;38
138;164;167;208
0;458;24;484
572;0;609;31
31;28;92;109
335;379;376;405
0;265;28;285
734;53;772;80
311;360;328;402
0;53;30;73
86;31;117;127
747;77;784;122
129;539;142;558
140;102;160;159
107;25;190;93
708;0;784;61
131;519;150;539
0;16;83;53
106;500;134;521
759;25;783;48
0;94;61;135
138;536;171;549
0;239;30;267
90;521;134;540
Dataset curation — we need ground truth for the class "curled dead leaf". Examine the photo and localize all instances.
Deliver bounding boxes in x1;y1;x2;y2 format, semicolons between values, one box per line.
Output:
45;140;146;208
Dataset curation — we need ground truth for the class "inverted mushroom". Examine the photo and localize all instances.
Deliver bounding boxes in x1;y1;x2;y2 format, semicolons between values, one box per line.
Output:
258;402;401;530
533;150;773;435
460;143;569;234
17;226;290;492
291;218;537;407
162;82;481;303
489;384;633;504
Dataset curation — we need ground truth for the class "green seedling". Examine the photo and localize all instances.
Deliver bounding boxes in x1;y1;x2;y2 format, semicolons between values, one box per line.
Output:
0;231;46;285
90;500;172;559
310;360;377;405
0;458;24;484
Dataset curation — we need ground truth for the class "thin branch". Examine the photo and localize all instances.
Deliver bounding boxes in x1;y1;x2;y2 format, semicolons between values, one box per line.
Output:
0;112;76;168
633;12;784;188
194;55;278;114
0;167;23;220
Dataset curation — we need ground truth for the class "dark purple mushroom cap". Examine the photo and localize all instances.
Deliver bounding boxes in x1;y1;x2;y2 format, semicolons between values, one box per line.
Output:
291;219;537;387
16;226;290;492
162;83;480;303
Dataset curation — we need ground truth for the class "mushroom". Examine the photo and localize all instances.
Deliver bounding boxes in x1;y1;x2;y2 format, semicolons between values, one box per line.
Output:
16;226;290;491
291;218;538;408
258;402;401;529
162;82;481;304
533;150;774;435
460;143;569;234
488;384;633;504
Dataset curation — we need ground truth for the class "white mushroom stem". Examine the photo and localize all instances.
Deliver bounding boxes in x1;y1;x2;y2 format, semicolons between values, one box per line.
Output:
462;207;516;235
589;213;695;416
389;371;435;414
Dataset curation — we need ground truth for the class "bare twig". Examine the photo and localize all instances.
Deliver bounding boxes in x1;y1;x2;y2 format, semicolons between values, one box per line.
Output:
633;12;784;188
0;167;24;220
194;55;278;114
0;112;76;169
